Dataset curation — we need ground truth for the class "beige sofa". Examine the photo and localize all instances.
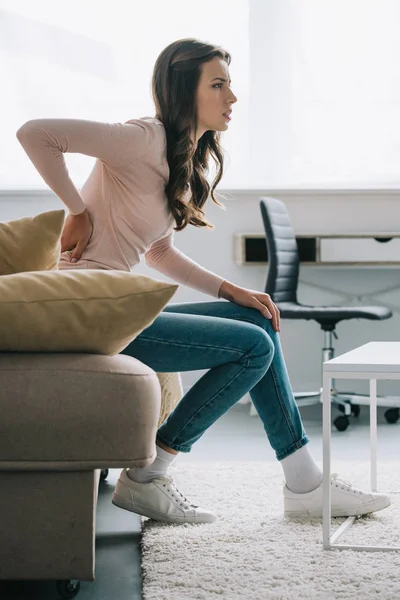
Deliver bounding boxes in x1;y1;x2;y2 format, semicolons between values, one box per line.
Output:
0;351;182;596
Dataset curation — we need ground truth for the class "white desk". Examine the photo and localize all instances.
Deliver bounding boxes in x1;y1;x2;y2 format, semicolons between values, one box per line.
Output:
322;341;400;552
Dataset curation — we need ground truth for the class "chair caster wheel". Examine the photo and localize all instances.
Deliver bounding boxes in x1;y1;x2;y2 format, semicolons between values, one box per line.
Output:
384;408;400;424
334;415;350;431
100;469;109;482
351;404;360;417
56;580;81;599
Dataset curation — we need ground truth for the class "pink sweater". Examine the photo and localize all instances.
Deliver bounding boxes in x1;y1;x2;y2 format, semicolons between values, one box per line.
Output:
16;117;226;298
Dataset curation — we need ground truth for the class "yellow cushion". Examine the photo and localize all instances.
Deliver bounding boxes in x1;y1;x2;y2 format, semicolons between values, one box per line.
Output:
156;372;184;428
0;270;178;354
0;210;65;275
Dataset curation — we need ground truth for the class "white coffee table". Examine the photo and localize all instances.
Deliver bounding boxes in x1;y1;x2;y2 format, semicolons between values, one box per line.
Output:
322;341;400;552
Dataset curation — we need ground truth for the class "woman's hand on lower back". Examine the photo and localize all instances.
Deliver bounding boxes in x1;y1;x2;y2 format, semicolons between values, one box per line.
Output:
60;209;93;262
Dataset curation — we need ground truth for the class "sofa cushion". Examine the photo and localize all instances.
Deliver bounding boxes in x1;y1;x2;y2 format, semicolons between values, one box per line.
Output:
0;210;65;274
0;269;178;354
0;353;162;470
156;372;184;427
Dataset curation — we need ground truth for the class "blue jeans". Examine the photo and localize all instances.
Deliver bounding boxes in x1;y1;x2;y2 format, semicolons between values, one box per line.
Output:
121;300;309;460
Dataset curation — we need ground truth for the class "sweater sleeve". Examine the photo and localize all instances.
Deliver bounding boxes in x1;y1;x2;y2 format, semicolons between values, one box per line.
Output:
16;118;158;215
144;231;226;299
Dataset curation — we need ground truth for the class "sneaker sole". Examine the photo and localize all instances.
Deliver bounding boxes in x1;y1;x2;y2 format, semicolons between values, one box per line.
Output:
111;493;216;524
284;496;391;519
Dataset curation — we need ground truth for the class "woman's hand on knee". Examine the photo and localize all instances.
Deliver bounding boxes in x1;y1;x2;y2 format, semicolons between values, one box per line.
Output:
227;286;280;332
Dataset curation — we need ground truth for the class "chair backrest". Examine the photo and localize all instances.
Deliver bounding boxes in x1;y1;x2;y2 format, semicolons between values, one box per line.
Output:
259;197;299;303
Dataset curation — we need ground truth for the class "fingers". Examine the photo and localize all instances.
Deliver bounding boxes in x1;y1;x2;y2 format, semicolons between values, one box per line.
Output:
60;237;69;253
71;240;86;263
269;302;280;332
61;241;74;253
257;300;272;320
272;305;280;332
258;298;280;332
274;308;281;332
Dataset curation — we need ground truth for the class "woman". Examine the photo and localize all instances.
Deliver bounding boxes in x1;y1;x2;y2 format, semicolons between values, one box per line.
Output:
16;38;390;524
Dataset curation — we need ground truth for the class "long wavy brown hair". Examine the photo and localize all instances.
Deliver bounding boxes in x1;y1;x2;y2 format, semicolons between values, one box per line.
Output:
151;38;231;231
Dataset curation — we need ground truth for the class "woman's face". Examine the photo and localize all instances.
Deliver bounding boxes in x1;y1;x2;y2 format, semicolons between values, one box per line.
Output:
195;56;237;142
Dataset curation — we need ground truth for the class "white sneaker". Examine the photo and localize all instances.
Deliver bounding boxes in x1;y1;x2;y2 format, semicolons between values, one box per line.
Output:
112;468;216;524
283;473;391;518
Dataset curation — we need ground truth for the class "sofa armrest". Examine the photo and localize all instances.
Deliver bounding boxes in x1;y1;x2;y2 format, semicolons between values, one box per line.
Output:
0;352;161;471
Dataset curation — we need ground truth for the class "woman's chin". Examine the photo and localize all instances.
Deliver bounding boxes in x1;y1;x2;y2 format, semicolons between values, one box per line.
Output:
206;120;230;133
215;121;229;132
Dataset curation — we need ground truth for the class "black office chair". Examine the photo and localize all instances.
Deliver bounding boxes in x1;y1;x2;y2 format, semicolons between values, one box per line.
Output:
259;196;397;431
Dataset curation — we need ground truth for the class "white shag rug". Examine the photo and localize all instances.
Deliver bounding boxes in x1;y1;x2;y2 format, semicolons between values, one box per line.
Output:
140;461;400;600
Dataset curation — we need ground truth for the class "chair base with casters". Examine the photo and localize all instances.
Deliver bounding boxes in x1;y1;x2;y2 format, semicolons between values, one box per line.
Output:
255;196;397;431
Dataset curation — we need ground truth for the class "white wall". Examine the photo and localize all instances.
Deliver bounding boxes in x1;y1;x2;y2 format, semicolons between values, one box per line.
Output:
1;189;400;396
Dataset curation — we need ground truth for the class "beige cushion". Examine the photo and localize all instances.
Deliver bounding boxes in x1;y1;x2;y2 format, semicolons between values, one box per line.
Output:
0;270;178;354
156;372;184;428
0;210;65;275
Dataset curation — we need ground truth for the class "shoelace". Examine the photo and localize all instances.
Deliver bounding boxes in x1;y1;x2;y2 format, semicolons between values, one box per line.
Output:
331;473;363;495
161;476;193;509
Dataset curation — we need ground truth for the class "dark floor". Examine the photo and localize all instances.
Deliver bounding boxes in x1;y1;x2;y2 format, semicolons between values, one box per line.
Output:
0;401;398;600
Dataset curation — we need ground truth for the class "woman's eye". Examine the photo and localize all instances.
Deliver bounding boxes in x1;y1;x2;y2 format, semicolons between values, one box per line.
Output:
213;83;223;89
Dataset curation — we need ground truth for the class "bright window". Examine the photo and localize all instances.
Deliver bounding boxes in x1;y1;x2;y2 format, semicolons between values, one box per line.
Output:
1;0;399;190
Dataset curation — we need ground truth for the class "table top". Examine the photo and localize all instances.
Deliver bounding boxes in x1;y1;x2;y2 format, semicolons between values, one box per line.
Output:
324;342;400;373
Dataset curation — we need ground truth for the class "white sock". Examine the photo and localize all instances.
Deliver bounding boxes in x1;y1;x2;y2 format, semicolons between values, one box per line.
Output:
127;444;178;483
280;444;323;493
